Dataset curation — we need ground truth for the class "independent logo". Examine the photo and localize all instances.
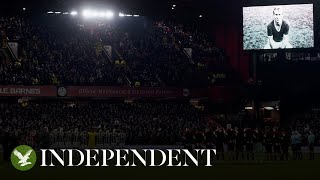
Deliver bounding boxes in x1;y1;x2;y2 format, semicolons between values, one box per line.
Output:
11;145;37;171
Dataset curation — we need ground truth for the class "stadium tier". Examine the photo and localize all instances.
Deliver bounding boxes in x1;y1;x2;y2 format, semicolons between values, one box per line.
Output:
0;16;235;87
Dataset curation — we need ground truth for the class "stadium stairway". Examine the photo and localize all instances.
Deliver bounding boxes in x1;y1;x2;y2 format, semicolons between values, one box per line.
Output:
114;48;125;62
205;115;223;128
2;48;12;62
1;30;6;48
99;44;133;86
0;31;14;63
95;42;103;56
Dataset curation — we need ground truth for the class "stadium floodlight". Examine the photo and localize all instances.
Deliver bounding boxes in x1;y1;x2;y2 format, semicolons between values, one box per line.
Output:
172;4;176;7
199;15;202;18
23;8;26;11
264;107;274;110
70;11;78;16
82;9;114;18
92;11;99;17
98;12;106;17
119;13;125;17
133;15;139;17
106;11;114;18
47;11;54;14
126;14;132;17
172;7;175;10
63;12;69;15
55;12;61;14
82;10;91;17
245;107;253;110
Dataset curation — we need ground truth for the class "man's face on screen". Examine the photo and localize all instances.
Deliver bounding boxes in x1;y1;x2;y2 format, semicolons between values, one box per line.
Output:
273;9;283;25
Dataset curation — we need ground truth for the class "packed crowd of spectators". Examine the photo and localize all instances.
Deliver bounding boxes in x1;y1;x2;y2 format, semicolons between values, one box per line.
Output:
99;19;231;87
155;21;225;65
0;101;318;147
0;16;125;86
0;101;205;145
0;16;229;87
0;100;318;163
0;99;319;164
290;108;320;146
96;19;206;87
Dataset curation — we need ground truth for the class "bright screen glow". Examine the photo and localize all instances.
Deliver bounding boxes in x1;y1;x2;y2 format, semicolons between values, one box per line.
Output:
243;4;314;50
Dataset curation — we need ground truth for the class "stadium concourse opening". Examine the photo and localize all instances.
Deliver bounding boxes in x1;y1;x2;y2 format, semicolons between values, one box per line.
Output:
1;0;320;179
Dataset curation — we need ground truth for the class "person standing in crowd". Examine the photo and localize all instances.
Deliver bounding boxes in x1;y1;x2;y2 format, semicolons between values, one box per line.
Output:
291;130;298;160
308;131;315;160
291;130;303;160
235;128;245;160
195;128;204;149
245;128;255;161
296;131;302;160
215;127;225;160
254;128;264;154
280;128;290;161
226;126;236;160
264;126;273;161
39;126;51;149
88;128;97;148
183;128;193;151
205;128;214;149
272;127;281;161
73;128;80;148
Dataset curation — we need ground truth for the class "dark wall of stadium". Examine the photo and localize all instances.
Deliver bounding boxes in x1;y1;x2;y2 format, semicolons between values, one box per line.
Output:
209;0;251;82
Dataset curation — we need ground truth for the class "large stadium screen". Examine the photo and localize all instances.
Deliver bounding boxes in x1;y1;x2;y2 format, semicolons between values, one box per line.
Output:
243;4;314;50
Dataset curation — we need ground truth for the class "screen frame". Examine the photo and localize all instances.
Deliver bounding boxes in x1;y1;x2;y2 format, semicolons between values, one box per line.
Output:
242;2;316;52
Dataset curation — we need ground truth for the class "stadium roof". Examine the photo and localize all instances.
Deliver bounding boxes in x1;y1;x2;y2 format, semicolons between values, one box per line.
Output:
0;0;230;16
1;0;316;22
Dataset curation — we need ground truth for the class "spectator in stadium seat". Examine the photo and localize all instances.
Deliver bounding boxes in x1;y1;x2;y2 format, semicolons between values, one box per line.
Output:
264;7;293;49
